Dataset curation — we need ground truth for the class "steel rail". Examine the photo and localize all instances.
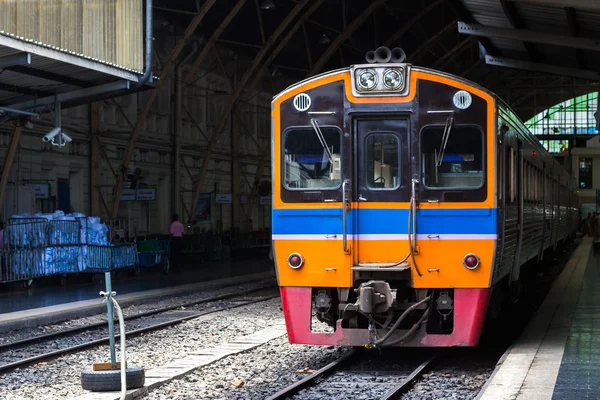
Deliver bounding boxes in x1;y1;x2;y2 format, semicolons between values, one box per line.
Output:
0;289;278;372
0;282;276;351
265;349;358;400
266;351;437;400
380;354;437;400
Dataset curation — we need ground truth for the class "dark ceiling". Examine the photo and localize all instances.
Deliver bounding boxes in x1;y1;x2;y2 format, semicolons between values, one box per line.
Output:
152;0;600;121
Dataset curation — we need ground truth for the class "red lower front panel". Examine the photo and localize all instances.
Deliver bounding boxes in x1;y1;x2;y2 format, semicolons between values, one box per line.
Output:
280;287;491;347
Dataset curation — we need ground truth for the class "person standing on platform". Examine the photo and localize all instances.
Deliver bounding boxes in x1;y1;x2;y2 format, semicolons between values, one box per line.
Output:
170;214;184;270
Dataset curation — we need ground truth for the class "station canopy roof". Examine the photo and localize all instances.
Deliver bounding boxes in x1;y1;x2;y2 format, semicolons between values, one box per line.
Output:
152;0;600;123
0;31;149;121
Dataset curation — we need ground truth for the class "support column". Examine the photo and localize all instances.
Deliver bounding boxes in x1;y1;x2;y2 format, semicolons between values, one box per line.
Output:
0;122;23;213
231;110;239;234
90;103;101;217
173;61;182;218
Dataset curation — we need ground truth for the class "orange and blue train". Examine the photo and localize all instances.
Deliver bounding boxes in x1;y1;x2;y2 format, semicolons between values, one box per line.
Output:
271;46;579;347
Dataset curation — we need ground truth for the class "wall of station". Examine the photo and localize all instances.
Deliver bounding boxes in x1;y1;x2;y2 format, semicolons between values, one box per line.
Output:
0;31;273;236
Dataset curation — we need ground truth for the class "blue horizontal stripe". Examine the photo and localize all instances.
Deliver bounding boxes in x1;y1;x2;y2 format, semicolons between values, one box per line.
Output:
272;208;497;235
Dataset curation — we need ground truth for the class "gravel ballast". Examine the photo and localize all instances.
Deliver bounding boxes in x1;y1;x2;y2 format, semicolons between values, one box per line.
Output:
0;297;283;400
145;335;347;400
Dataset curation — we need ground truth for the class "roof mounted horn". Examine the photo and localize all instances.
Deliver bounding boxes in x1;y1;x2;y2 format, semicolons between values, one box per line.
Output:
365;46;407;63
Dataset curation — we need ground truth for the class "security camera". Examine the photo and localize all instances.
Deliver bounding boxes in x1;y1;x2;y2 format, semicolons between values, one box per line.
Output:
42;127;61;142
60;132;72;144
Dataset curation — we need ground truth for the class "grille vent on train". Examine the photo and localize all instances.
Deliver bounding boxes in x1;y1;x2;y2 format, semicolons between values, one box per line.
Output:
453;90;472;110
293;93;311;112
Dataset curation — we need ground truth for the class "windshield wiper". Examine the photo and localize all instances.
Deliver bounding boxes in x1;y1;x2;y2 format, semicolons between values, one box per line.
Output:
435;116;454;168
310;119;334;164
433;117;454;185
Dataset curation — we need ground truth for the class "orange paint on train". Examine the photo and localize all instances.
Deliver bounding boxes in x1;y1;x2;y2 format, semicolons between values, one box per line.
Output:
272;69;496;210
272;67;497;289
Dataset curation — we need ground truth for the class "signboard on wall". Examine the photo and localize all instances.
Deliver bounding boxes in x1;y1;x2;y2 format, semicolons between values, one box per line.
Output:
121;189;136;201
216;194;232;204
26;184;50;199
136;188;156;201
195;193;211;221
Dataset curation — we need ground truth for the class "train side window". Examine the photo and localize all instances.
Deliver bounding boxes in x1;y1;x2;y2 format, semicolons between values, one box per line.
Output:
283;126;342;190
365;133;400;190
421;125;484;189
507;147;515;203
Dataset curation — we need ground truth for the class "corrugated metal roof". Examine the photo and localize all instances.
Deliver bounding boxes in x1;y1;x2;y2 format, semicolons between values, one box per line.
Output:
461;0;600;74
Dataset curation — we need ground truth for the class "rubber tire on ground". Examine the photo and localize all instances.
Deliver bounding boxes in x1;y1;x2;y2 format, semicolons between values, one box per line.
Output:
81;367;145;392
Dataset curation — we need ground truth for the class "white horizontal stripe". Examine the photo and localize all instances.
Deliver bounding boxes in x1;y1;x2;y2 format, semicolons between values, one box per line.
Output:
272;234;497;241
417;234;497;240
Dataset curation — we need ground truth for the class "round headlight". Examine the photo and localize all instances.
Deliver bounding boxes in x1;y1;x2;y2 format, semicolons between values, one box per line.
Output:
383;69;403;90
357;69;377;90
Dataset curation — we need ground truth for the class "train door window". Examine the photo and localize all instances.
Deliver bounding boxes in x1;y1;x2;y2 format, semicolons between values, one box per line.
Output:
421;125;484;189
283;126;342;190
365;133;400;190
506;147;515;203
523;163;527;202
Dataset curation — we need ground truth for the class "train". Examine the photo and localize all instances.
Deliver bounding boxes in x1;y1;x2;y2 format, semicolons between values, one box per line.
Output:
271;46;579;347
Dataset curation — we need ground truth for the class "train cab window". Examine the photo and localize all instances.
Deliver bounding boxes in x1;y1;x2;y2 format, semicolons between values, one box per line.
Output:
421;125;484;189
365;133;400;190
283;126;342;190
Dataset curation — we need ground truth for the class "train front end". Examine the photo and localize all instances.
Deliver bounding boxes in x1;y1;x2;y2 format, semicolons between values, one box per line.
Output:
272;56;497;347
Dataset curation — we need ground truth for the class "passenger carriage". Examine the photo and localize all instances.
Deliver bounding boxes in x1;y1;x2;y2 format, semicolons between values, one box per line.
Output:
271;47;578;347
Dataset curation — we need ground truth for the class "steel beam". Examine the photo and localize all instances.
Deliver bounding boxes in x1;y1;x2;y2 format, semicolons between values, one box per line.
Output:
485;55;600;80
383;0;443;48
184;0;248;86
509;0;600;11
0;52;30;69
0;122;23;213
244;147;269;230
7;81;131;111
249;0;325;90
189;0;311;223
0;107;39;117
459;22;600;52
410;19;458;63
309;0;386;76
432;37;476;70
90;103;102;217
565;7;585;69
5;65;92;87
447;0;500;56
110;0;218;220
0;82;53;98
500;0;540;61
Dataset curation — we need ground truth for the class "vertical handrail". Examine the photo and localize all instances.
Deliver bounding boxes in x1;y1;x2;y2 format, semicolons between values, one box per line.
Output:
411;179;418;252
342;179;351;254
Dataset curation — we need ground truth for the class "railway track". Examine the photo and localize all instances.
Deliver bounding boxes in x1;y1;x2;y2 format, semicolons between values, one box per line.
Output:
266;349;437;400
0;284;278;373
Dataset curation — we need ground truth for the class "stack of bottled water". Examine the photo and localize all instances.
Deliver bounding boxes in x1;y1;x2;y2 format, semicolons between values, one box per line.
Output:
6;211;114;276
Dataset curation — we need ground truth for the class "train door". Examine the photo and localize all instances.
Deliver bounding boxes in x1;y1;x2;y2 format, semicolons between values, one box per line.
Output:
510;140;524;297
352;118;410;268
538;162;546;262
